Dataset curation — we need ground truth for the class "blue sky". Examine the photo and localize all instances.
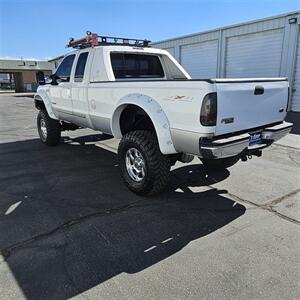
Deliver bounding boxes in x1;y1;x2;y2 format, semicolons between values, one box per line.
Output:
0;0;299;59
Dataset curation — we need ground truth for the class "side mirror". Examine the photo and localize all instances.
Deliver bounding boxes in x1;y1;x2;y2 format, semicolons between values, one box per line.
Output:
36;71;45;85
49;74;60;85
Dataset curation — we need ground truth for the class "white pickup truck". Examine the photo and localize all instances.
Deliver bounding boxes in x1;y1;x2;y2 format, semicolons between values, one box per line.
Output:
35;33;293;195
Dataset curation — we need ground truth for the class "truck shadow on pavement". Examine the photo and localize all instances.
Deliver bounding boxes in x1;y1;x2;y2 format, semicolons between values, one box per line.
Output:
0;135;246;300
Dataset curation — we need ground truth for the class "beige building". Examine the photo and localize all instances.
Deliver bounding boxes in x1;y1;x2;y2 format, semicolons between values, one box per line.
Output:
0;58;55;92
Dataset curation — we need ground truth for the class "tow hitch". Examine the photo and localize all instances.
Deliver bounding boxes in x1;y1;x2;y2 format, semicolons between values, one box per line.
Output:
241;149;262;161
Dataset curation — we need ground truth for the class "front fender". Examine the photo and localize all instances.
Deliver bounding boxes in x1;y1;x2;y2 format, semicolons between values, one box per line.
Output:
34;89;58;120
111;93;177;155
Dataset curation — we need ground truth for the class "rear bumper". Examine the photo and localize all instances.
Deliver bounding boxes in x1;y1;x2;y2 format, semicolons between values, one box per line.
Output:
199;121;293;159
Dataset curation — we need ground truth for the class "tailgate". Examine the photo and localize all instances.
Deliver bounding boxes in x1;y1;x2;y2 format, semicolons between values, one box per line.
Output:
215;78;289;135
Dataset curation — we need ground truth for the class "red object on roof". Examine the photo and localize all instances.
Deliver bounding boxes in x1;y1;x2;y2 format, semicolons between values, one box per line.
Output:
66;32;99;48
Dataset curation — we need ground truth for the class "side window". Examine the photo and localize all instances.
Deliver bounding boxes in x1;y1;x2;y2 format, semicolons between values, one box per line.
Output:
55;54;75;81
110;53;164;79
74;52;89;82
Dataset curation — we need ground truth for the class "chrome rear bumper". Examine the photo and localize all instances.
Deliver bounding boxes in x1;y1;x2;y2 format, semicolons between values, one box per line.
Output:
199;121;293;159
261;122;293;142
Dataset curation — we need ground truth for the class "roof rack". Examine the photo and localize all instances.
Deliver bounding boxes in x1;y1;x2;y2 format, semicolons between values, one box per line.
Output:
66;31;151;49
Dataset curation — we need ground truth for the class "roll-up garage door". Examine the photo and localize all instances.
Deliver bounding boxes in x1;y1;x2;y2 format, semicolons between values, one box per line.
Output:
225;28;284;78
180;40;218;78
291;28;300;112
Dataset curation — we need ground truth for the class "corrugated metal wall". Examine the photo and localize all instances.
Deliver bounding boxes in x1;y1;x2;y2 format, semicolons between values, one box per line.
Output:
164;47;175;57
152;12;300;112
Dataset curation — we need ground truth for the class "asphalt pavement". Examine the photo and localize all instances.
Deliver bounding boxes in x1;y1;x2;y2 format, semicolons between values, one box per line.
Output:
0;94;299;300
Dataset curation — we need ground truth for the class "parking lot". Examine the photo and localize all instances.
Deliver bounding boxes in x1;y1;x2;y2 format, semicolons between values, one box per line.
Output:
0;94;299;300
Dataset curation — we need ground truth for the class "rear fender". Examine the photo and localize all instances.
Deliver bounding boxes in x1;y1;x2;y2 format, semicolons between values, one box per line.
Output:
34;90;58;120
111;93;177;154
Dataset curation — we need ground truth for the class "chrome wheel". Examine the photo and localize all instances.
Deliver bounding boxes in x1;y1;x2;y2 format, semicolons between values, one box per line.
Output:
40;118;47;139
125;148;146;182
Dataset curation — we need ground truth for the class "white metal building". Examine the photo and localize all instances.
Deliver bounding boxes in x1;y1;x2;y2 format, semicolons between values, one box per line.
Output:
152;11;300;112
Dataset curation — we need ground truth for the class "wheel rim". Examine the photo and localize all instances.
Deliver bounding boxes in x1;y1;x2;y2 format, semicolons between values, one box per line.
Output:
40;118;47;139
125;148;146;182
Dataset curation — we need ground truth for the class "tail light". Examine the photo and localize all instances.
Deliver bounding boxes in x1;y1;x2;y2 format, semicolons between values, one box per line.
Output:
200;92;217;126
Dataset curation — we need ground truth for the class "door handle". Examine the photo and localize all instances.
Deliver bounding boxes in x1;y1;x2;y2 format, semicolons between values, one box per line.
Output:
254;85;264;95
66;89;71;98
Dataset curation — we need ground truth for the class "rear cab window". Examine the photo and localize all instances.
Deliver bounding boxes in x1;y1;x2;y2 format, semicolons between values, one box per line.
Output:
110;53;164;79
74;52;89;82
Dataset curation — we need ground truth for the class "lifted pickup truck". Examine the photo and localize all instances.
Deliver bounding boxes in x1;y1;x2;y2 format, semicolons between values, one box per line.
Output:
35;33;293;195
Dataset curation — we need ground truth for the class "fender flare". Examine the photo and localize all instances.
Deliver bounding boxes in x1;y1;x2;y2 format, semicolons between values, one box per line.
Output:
111;93;177;154
34;89;58;120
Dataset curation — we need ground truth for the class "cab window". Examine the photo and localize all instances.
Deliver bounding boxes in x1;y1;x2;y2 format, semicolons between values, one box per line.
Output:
75;52;89;82
110;53;164;79
55;54;75;81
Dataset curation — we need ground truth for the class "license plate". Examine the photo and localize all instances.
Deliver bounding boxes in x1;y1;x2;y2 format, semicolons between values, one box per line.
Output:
249;132;262;145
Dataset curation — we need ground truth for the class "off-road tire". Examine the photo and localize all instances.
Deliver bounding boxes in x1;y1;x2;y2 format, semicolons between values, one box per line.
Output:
37;110;61;146
118;130;170;196
200;156;240;170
